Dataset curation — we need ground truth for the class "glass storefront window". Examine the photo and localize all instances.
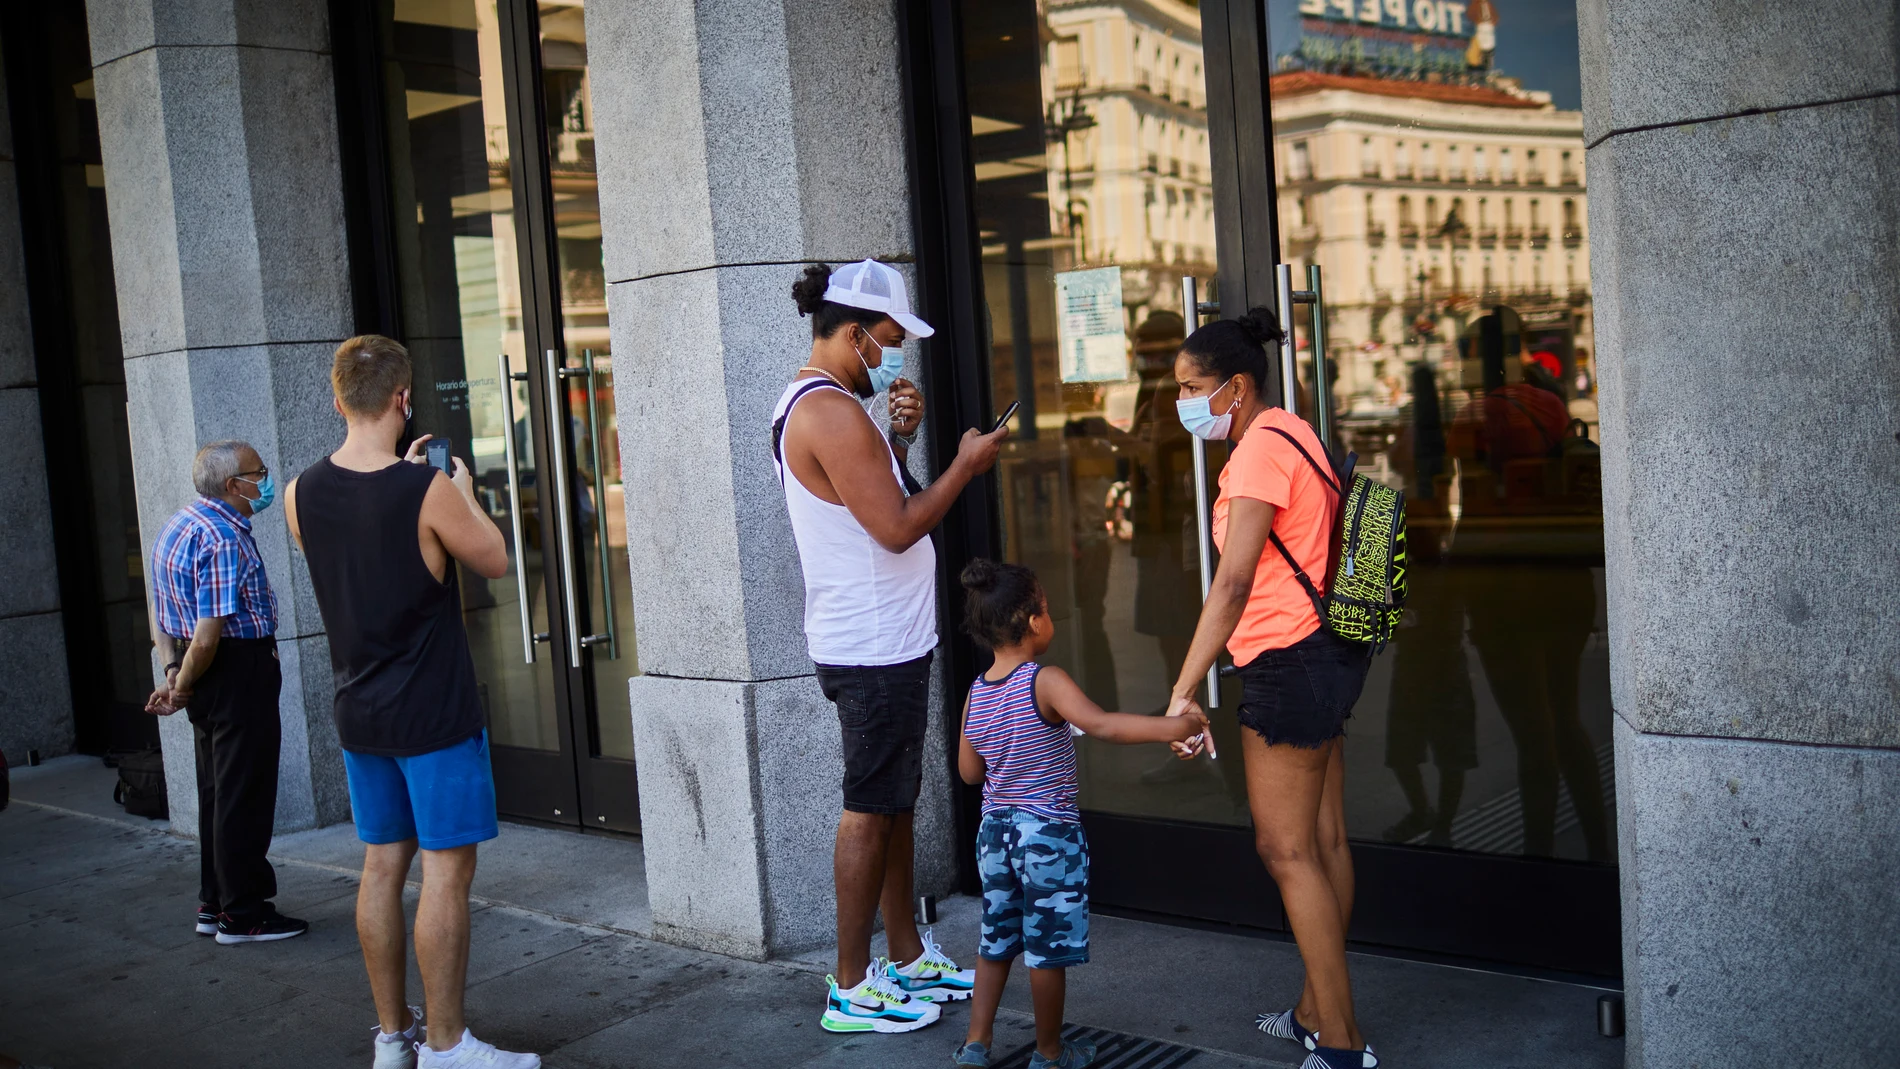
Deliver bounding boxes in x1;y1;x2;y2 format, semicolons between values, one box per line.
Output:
1268;0;1612;862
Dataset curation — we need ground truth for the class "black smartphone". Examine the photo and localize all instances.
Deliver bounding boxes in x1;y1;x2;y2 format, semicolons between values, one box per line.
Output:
990;401;1020;434
425;437;453;475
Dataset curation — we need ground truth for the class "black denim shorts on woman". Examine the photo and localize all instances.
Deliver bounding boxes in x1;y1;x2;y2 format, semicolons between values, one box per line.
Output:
815;652;933;815
1233;627;1371;749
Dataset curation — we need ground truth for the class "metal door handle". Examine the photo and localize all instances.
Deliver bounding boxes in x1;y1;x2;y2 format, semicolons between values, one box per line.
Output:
545;350;583;668
1181;276;1220;710
497;354;536;665
1274;264;1334;446
582;349;619;661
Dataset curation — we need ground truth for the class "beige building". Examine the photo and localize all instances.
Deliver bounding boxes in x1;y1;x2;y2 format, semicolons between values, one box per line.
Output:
1270;70;1593;420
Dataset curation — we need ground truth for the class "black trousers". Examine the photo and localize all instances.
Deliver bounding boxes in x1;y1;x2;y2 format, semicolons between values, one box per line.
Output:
187;636;283;919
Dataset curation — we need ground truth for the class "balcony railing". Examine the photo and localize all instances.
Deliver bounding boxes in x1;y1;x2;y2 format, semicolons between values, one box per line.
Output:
1563;228;1584;247
1366;222;1387;244
1398;223;1420;244
1528;172;1548;186
1503;225;1525;247
1362;164;1382;178
1444;167;1465;183
1529;226;1551;248
1289;223;1319;244
1394;165;1414;179
1419;166;1440;181
1560;169;1581;186
1477;226;1499;247
1425;231;1445;248
1449;229;1472;248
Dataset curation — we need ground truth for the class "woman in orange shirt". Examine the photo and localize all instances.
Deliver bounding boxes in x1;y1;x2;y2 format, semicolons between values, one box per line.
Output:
1167;309;1377;1069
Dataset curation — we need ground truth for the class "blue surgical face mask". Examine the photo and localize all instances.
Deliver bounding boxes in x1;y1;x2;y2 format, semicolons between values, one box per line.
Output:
238;473;276;514
854;327;904;397
1176;377;1239;440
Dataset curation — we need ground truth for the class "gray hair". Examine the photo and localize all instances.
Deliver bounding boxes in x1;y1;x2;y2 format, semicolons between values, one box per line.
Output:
192;440;252;498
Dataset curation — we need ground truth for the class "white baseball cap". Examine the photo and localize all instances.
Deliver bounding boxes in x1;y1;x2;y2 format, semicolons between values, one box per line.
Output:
823;259;935;339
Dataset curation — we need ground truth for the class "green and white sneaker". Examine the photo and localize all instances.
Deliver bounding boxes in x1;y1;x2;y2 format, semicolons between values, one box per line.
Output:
821;958;942;1034
887;928;976;1002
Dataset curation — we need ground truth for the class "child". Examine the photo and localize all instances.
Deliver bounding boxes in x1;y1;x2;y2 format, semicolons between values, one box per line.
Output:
951;559;1210;1069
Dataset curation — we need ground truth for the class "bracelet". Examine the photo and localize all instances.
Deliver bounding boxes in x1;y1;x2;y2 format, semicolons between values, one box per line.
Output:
892;428;918;447
164;661;182;675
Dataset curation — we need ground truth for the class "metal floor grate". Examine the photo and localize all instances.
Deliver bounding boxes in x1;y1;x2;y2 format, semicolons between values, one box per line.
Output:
991;1025;1202;1069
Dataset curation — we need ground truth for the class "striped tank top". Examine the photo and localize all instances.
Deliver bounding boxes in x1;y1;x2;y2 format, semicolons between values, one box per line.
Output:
965;661;1079;821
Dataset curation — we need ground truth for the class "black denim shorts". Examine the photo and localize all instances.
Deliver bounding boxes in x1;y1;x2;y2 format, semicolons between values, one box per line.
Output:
1233;628;1370;749
815;652;933;815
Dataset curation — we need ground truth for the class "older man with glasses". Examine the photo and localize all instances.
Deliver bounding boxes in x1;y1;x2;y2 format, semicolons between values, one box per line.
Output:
146;439;307;945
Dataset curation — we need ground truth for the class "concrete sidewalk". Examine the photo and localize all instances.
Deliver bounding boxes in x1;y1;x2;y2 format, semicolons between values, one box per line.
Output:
0;757;1622;1068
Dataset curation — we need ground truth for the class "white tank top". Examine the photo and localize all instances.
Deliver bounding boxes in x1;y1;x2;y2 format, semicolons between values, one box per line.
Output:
773;379;938;667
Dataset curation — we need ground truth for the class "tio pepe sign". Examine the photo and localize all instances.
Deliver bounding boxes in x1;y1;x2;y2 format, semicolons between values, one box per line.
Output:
1298;0;1476;38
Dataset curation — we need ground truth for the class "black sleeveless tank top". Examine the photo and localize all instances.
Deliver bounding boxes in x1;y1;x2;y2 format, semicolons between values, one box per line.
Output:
296;457;484;756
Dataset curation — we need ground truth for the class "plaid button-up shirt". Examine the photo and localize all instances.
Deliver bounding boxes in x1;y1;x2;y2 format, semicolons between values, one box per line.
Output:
150;497;278;641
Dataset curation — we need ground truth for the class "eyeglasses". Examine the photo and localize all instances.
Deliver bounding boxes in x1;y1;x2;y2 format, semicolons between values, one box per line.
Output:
237;465;270;479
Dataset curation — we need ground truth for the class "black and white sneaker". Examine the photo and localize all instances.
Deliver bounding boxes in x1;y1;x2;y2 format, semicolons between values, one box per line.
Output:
215;911;310;945
1257;1007;1317;1047
196;905;219;936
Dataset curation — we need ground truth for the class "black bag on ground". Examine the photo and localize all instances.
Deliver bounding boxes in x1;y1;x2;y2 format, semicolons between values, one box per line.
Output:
111;748;168;819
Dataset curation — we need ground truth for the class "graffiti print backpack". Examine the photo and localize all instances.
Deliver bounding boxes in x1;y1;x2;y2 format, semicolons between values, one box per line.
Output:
1264;427;1408;649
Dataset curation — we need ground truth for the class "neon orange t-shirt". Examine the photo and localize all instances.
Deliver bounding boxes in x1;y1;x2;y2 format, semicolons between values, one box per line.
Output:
1211;408;1339;665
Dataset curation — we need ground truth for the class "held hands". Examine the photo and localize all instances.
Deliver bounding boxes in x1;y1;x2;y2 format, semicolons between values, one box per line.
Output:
1165;693;1216;760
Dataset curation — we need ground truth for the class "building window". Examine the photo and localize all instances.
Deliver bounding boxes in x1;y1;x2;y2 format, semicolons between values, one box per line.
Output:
1500;146;1515;182
1395;140;1411;178
1361;136;1379;177
1527;148;1543;184
1053;37;1083;89
1290;140;1312;181
1473;146;1487;182
1420;142;1437;180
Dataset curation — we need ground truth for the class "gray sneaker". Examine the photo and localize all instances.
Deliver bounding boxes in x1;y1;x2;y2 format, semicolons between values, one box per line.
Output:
952;1040;990;1066
1028;1039;1097;1069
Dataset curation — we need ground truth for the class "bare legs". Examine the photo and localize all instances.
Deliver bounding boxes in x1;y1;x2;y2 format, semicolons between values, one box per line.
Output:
356;840;479;1050
1292;739;1354;1033
963;957;1067;1062
835;810;924;985
359;840;418;1034
1244;734;1362;1051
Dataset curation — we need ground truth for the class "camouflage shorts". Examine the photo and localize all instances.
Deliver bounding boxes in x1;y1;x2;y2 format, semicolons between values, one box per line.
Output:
976;809;1090;968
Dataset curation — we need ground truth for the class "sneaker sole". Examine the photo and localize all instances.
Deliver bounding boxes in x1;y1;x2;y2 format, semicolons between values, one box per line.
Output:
914;987;974;1002
215;928;307;944
820;1008;940;1034
195;923;217;936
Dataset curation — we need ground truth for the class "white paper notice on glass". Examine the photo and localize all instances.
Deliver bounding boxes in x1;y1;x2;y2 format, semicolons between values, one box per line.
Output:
1055;267;1130;383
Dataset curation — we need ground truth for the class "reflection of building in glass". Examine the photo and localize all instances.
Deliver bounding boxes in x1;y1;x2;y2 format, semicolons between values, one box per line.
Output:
1028;0;1216;312
1271;71;1592;429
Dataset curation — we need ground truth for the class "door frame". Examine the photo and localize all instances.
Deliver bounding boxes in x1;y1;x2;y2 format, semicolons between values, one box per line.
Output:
896;0;1621;978
330;0;637;833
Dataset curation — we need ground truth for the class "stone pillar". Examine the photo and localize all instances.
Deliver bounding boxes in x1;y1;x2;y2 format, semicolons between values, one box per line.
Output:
85;0;353;832
589;0;956;959
1581;2;1900;1063
0;36;76;767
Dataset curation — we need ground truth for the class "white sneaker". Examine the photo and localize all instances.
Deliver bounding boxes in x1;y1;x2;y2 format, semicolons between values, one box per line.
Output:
371;1005;424;1069
417;1029;540;1069
820;958;942;1033
886;929;976;1002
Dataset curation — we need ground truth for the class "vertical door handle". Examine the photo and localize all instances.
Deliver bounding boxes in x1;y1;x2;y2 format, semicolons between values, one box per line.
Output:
1276;264;1333;443
582;349;618;661
1181;276;1220;710
1275;263;1300;417
545;350;584;668
1305;265;1334;449
497;354;536;665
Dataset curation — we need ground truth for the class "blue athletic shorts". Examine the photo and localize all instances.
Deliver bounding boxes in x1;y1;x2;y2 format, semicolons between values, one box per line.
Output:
342;731;499;851
976;808;1090;969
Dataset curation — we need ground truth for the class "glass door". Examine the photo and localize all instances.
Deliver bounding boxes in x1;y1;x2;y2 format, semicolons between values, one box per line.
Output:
367;0;637;832
936;0;1617;974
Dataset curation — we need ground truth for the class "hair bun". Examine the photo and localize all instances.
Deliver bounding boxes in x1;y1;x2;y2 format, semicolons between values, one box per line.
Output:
792;263;832;317
1238;306;1285;346
960;558;998;591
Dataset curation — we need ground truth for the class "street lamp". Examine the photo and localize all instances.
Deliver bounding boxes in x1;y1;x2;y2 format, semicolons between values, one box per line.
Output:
1046;88;1096;258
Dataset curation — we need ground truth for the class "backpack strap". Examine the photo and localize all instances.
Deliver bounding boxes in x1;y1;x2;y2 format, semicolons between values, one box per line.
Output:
1261;425;1339;621
772;379;847;484
1265;426;1344;497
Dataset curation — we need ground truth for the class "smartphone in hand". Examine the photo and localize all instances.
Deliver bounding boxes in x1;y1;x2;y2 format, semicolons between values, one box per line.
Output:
990;401;1020;434
426;437;453;475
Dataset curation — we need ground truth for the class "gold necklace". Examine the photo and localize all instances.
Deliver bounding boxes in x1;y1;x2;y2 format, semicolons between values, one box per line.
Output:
797;366;851;392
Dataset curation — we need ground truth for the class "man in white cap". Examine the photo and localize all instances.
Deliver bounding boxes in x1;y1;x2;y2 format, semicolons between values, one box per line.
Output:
773;260;1006;1034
